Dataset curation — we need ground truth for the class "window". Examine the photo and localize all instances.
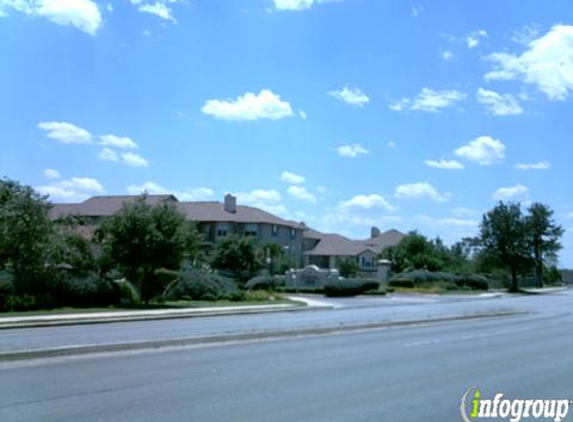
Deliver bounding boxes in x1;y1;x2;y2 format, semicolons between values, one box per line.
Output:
272;225;278;237
244;223;258;237
290;228;296;239
216;229;227;237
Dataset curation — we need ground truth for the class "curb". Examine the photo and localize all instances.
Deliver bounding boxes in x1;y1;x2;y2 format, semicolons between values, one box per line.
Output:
0;303;323;330
0;310;526;362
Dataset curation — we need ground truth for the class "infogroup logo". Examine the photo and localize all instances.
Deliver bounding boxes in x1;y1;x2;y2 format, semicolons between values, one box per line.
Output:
460;387;572;422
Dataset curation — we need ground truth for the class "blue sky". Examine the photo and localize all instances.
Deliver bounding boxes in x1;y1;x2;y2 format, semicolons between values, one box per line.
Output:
1;0;573;266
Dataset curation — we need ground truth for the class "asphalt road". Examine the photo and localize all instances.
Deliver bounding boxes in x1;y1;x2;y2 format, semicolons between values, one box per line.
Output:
1;290;573;422
0;293;530;354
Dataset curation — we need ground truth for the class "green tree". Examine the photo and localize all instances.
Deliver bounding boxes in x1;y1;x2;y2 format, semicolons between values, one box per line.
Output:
258;243;284;276
97;196;202;303
211;235;262;283
0;178;53;294
525;203;564;288
338;258;359;278
380;231;445;273
479;202;530;292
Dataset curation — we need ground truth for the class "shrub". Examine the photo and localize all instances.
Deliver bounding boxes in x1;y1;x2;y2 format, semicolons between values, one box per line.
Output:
324;278;380;297
388;279;415;288
164;266;239;301
115;280;141;306
455;274;489;290
245;290;275;302
245;275;286;291
389;270;489;291
51;272;118;307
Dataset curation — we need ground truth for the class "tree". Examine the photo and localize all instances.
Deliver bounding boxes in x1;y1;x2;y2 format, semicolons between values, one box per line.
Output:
0;178;53;294
97;196;202;303
211;235;262;283
525;203;564;288
380;231;445;273
258;243;284;276
338;258;359;278
479;202;530;292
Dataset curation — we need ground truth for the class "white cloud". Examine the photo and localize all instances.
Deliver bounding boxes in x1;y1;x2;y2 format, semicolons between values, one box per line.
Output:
281;171;305;185
235;189;282;204
317;186;327;193
442;51;455;61
299;111;307;119
100;134;138;149
36;176;105;202
514;160;551;170
424;159;464;170
339;194;397;212
1;0;102;35
106;3;113;12
493;184;530;202
477;88;523;116
417;215;479;228
126;181;215;201
390;88;465;112
411;5;423;17
395;182;451;202
387;141;397;149
43;168;61;180
287;186;317;203
273;0;340;12
202;89;293;121
511;24;541;45
121;152;149;167
98;147;119;162
329;87;370;107
452;207;478;218
335;143;369;158
38;121;92;144
139;2;175;23
467;29;487;48
485;25;573;100
455;136;506;165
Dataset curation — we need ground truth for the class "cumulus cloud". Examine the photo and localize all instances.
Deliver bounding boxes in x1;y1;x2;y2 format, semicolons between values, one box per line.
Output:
424;159;464;170
43;168;61;180
121;152;149;167
273;0;341;11
100;134;138;149
98;147;119;162
477;88;523;116
201;89;293;121
455;136;506;165
467;29;487;48
339;194;397;212
411;5;423;17
235;189;282;204
493;184;530;201
390;88;465;112
442;51;455;61
394;182;451;202
139;2;175;22
287;186;317;203
126;181;215;201
329;87;370;107
515;161;551;170
452;207;478;218
485;25;573;100
1;0;102;35
335;143;369;158
281;171;305;185
38;121;92;144
36;176;105;202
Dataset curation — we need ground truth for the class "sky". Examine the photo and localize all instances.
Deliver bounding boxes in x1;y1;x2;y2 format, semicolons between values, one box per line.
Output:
1;0;573;266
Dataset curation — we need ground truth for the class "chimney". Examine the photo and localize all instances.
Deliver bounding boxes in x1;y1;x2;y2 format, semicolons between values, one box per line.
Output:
371;226;381;238
224;194;237;213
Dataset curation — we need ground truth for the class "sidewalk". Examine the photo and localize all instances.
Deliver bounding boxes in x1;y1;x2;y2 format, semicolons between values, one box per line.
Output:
0;301;314;330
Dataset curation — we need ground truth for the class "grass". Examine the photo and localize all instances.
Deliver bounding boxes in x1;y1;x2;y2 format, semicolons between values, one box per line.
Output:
0;295;303;318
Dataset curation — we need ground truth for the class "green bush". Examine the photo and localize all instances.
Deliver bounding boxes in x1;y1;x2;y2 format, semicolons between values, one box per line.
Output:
324;278;380;297
115;280;141;306
51;272;118;307
164;266;239;301
244;290;276;302
277;286;324;294
389;270;489;291
245;275;286;291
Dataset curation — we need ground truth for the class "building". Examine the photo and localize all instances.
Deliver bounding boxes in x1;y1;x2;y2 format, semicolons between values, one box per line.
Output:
49;193;403;272
49;194;306;267
303;227;404;275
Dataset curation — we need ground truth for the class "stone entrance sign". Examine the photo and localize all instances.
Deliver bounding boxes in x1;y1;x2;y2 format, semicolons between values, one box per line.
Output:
286;265;339;288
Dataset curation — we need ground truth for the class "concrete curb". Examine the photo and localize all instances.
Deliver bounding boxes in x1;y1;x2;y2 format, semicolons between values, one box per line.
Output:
0;302;323;330
0;310;526;362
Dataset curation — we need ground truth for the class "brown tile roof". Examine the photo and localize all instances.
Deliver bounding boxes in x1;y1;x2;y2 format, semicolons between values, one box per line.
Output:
49;195;303;229
177;202;303;228
304;228;404;256
50;195;177;219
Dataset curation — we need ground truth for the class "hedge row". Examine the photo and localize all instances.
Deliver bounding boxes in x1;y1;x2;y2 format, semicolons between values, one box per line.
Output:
324;278;380;297
389;270;489;290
